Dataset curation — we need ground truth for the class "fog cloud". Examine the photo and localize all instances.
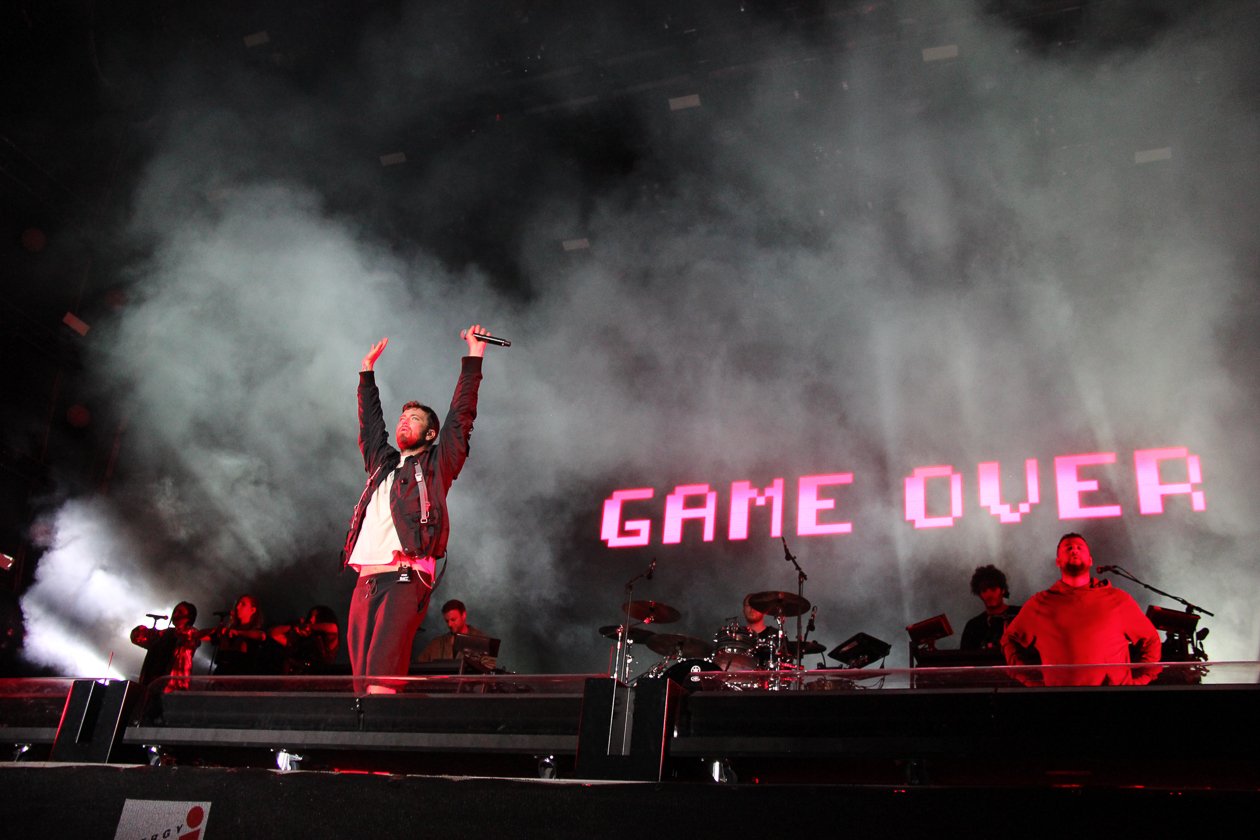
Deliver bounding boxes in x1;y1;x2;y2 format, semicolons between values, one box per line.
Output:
23;3;1260;676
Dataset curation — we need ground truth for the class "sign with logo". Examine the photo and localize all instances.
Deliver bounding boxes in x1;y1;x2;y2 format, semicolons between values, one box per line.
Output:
114;800;210;840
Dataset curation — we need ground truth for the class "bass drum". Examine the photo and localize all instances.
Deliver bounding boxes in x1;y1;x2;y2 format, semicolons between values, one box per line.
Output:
663;658;721;690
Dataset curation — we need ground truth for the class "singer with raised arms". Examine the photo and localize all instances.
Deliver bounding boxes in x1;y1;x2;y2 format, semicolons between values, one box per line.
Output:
339;324;494;692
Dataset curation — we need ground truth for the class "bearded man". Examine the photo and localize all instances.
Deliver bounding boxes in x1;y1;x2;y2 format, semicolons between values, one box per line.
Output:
339;326;489;690
1002;533;1161;686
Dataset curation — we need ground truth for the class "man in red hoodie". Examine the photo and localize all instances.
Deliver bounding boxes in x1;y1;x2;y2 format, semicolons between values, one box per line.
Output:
1002;533;1161;686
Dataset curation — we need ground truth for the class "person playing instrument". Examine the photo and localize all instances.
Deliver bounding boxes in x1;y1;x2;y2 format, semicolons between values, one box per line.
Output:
959;565;1020;651
340;326;489;691
130;601;201;691
1002;533;1161;686
719;594;779;670
271;605;340;675
416;599;495;667
207;594;269;675
742;594;775;638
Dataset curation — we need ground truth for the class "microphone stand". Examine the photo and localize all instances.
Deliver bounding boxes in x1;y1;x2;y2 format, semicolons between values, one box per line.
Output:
606;560;655;755
782;537;808;677
207;610;231;676
1101;565;1215;664
1101;567;1215;617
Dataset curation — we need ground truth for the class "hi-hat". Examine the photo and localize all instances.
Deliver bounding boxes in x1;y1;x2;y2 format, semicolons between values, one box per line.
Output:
620;600;681;624
746;590;811;618
598;624;656;644
646;633;714;658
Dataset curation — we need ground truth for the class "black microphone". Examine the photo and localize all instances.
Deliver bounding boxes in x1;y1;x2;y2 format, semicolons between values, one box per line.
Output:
807;606;817;633
781;536;794;562
472;331;511;347
1096;565;1119;574
646;558;657;580
146;613;168;621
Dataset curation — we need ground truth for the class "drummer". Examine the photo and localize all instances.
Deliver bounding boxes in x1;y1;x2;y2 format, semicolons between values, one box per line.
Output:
742;593;778;640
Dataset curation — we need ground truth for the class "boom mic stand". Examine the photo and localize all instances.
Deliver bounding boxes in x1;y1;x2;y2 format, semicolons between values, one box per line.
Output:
782;537;809;675
606;559;656;755
1098;566;1214;619
206;610;231;676
1098;565;1214;660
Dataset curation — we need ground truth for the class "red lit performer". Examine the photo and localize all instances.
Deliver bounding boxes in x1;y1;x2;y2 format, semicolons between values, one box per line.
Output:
1002;533;1161;686
340;326;488;691
130;601;201;691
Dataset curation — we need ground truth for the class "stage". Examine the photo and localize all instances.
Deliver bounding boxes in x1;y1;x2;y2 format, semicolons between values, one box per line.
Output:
2;662;1258;836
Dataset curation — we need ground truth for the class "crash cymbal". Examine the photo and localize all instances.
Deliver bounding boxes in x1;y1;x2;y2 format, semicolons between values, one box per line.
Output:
598;624;656;644
779;639;826;657
746;590;811;618
620;600;681;624
646;633;715;658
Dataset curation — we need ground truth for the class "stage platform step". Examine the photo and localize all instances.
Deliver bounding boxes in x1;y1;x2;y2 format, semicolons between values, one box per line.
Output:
3;664;1259;788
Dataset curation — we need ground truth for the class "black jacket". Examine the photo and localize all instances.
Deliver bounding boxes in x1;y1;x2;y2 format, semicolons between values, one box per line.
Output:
340;357;482;567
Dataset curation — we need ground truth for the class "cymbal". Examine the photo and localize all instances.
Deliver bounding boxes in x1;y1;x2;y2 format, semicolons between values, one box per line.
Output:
646;633;715;658
779;639;826;657
620;600;681;624
746;590;811;618
598;624;656;644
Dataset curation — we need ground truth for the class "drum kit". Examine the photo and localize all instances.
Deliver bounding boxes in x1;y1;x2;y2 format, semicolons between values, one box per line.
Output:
602;590;821;690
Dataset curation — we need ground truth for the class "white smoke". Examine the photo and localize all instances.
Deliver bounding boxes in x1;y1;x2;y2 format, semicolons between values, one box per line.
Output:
21;3;1260;675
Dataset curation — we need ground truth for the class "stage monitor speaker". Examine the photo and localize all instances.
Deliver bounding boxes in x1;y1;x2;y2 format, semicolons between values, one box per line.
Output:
575;677;680;781
50;679;136;763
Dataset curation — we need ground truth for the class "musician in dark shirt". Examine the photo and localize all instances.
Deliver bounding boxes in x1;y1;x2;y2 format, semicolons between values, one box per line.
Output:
416;599;493;666
272;605;340;675
960;565;1020;651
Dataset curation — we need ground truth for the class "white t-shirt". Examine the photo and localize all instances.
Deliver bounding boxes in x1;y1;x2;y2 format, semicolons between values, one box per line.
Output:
346;471;404;568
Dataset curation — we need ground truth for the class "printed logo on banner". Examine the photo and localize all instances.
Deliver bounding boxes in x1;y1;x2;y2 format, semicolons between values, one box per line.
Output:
113;799;210;840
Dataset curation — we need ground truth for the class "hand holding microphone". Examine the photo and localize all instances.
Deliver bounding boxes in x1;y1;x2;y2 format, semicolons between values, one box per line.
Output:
460;324;511;353
471;331;511;347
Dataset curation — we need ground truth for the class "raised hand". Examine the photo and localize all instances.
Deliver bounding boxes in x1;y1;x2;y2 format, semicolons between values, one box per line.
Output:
459;324;488;358
361;337;389;372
